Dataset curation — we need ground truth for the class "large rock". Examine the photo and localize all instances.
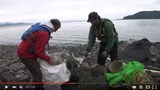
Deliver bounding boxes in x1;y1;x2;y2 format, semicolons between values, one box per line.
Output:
149;42;160;67
0;65;17;82
9;63;25;71
119;38;152;65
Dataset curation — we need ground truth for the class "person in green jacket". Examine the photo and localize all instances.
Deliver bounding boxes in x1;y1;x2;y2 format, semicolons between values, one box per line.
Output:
85;11;118;66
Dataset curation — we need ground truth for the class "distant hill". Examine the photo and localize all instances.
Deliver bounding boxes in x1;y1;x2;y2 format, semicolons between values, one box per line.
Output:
0;22;31;27
123;11;160;19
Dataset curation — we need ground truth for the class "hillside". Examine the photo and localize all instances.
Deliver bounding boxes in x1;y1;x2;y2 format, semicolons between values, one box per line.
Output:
123;11;160;19
0;22;31;27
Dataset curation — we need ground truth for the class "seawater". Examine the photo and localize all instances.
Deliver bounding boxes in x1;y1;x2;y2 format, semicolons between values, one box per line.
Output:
0;19;160;45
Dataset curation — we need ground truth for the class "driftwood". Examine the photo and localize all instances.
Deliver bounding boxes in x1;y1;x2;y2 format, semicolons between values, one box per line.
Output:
145;69;160;74
145;68;160;83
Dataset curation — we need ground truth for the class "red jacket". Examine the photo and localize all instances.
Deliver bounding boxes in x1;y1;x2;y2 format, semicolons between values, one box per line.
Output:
17;30;50;63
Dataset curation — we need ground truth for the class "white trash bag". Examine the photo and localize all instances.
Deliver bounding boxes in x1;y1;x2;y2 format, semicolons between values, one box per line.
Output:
39;52;71;90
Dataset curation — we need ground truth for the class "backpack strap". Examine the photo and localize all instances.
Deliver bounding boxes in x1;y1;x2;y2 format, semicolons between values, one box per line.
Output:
102;18;118;35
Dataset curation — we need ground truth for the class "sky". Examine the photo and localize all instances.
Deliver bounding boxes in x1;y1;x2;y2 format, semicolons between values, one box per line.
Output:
0;0;160;23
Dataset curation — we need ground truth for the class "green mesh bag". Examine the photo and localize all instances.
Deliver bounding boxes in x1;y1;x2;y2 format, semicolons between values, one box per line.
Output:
105;61;145;87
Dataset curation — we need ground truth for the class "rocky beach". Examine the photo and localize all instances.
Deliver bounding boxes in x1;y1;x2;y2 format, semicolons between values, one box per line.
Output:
0;38;160;90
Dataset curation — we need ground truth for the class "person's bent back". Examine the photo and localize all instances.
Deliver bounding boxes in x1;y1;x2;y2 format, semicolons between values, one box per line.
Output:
17;19;61;90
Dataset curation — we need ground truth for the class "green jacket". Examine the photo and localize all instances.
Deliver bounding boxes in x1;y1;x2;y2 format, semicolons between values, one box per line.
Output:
86;18;118;52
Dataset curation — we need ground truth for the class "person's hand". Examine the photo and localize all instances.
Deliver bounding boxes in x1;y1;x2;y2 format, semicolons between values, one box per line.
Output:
53;56;63;65
101;51;108;59
85;51;90;57
48;54;63;65
48;57;55;65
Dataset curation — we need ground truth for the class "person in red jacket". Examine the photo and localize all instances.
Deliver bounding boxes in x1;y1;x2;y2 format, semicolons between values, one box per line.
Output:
17;19;61;89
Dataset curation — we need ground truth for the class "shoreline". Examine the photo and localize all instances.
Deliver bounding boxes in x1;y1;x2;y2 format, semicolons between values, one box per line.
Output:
0;38;159;47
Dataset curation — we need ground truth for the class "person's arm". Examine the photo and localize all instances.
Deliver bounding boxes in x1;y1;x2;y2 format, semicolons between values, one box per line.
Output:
104;21;115;52
34;31;51;63
86;26;96;52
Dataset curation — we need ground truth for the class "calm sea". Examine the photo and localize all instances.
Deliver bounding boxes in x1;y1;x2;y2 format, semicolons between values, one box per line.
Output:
0;19;160;45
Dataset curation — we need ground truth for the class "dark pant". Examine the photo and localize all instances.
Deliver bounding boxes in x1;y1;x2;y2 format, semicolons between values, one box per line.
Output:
20;58;44;90
97;42;118;65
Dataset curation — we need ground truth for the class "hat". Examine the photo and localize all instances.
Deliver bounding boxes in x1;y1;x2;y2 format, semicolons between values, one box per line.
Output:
87;12;99;22
50;19;61;30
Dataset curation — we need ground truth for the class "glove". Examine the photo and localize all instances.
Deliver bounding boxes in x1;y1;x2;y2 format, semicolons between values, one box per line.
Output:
101;51;108;59
84;51;90;57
